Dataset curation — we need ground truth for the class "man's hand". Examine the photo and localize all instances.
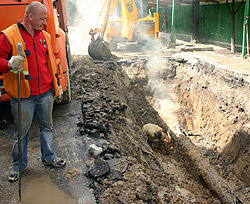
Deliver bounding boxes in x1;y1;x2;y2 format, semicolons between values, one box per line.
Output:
8;54;26;72
54;85;63;103
152;140;175;155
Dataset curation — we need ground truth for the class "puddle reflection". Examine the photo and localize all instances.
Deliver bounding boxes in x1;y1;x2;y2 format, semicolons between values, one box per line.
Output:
21;176;77;204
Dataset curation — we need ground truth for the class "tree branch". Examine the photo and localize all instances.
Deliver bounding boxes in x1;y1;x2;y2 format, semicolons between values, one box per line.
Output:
226;0;233;14
235;0;245;14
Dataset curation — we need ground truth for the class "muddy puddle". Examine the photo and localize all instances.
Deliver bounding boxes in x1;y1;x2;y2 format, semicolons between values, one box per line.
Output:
20;176;77;204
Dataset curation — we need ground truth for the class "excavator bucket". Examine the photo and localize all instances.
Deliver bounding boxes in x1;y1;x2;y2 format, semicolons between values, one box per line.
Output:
88;37;112;60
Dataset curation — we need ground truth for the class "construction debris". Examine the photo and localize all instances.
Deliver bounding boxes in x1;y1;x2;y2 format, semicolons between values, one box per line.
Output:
89;144;103;158
88;158;110;178
180;46;214;52
78;97;127;138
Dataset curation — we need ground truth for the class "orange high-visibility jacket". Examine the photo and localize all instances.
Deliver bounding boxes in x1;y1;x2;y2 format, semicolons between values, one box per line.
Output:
2;24;60;99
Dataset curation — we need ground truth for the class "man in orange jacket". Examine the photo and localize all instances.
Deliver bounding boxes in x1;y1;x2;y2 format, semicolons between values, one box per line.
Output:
0;1;66;182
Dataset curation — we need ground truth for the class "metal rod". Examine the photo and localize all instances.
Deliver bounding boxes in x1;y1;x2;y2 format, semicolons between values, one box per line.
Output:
242;0;249;58
18;71;21;202
17;42;22;202
247;24;249;56
171;0;176;44
156;0;159;13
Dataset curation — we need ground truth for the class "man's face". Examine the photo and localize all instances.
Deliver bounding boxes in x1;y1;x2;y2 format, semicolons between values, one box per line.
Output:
30;9;47;31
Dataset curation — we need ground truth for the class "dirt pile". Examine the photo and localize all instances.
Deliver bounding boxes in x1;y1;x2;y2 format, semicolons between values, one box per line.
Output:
79;96;127;138
69;55;230;203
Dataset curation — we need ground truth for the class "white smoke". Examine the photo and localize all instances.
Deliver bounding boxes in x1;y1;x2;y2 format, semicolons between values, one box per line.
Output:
65;0;179;129
146;57;180;130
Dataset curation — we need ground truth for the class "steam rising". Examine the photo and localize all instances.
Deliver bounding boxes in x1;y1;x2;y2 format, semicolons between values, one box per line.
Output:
146;57;180;130
65;1;178;129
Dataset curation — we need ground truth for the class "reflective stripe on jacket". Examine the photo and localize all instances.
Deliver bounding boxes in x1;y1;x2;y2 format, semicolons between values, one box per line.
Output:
2;24;60;98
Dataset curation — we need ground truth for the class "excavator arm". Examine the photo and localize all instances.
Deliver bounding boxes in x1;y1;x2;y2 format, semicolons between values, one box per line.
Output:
88;0;118;60
121;0;138;40
88;0;158;60
92;0;119;37
88;0;138;60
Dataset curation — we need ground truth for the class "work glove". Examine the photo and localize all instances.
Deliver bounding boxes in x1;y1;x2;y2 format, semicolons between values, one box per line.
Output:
54;85;63;103
8;54;26;72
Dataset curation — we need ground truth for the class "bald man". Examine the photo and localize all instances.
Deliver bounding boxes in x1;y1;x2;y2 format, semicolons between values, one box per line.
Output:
0;1;66;182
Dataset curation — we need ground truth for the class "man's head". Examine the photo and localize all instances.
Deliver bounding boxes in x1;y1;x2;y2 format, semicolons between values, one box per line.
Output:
24;1;47;32
155;131;162;140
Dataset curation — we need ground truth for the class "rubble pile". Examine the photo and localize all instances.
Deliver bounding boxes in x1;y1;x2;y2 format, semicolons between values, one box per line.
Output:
86;148;132;203
77;96;128;138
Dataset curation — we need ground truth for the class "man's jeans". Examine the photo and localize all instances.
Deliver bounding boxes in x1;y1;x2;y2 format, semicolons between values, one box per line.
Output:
10;89;57;171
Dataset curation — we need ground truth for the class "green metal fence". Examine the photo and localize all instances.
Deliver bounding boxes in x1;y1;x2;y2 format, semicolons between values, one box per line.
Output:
150;2;249;45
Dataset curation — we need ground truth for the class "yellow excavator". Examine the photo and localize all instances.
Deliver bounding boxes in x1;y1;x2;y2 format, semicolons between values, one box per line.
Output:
88;0;159;60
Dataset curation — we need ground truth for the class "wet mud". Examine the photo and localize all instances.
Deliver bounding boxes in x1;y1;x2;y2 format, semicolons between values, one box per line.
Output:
22;176;76;204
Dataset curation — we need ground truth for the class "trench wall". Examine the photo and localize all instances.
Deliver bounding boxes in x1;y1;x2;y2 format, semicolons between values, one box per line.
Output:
173;60;249;184
119;55;249;202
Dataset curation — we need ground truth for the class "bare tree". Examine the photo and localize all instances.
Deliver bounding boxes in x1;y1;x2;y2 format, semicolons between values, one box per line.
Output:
226;0;244;52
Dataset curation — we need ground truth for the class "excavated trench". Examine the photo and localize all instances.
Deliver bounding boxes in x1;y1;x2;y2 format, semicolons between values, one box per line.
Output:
0;43;248;203
70;52;249;203
122;55;249;203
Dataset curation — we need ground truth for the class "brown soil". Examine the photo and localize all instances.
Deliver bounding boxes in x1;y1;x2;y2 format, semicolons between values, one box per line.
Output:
69;40;249;203
0;40;248;204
